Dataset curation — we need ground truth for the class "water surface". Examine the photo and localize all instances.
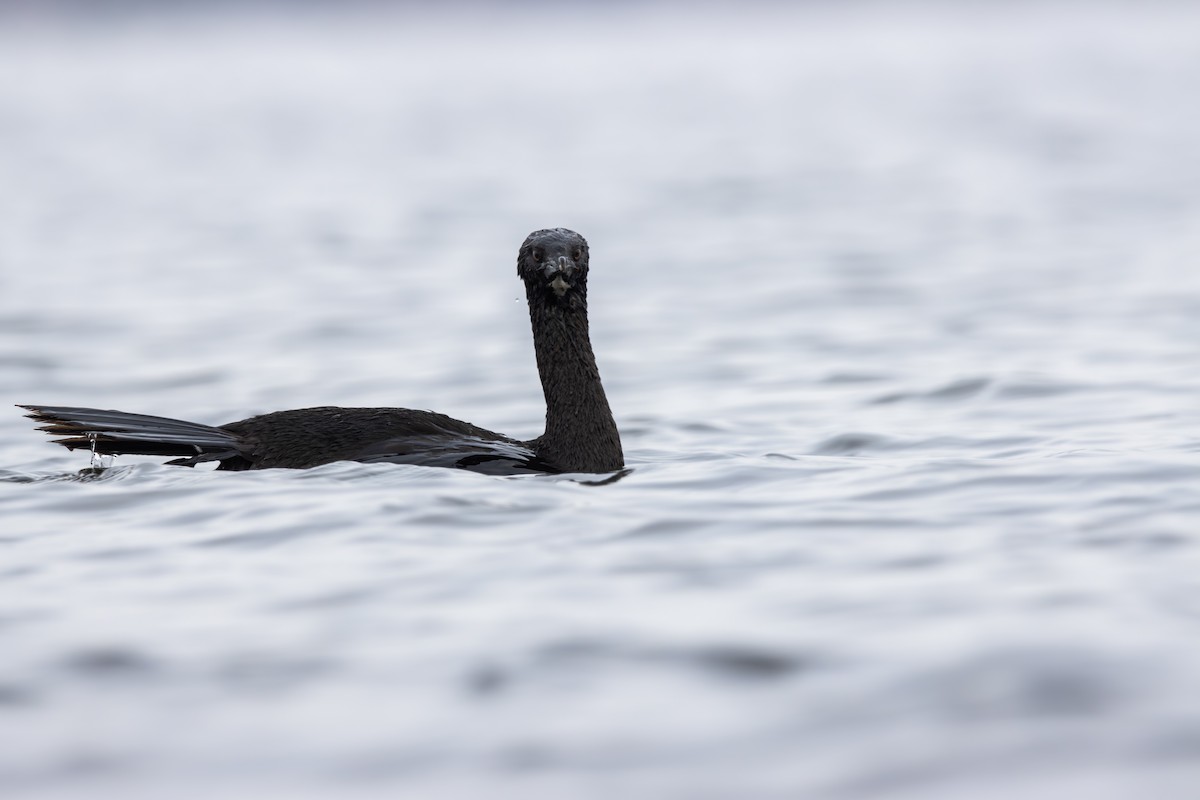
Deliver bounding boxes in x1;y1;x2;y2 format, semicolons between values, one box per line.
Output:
2;4;1199;798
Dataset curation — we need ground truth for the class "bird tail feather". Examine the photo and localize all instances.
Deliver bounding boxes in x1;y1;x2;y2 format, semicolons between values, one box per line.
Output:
18;404;242;465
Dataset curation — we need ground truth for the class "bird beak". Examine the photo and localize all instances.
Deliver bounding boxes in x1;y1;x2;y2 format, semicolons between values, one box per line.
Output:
543;256;577;297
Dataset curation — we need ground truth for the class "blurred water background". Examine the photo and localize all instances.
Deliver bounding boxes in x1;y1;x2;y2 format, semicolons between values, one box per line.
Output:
2;1;1200;797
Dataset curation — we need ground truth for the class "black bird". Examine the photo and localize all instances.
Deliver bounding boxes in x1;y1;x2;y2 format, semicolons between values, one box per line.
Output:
20;228;623;475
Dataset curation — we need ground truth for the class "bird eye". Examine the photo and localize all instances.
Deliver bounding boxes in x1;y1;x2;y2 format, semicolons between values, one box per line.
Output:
572;248;582;261
532;247;544;261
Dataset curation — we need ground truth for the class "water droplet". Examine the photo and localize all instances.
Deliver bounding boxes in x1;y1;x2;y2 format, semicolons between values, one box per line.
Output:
87;433;113;469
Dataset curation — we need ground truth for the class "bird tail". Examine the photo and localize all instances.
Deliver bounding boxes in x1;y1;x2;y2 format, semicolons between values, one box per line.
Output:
18;405;244;466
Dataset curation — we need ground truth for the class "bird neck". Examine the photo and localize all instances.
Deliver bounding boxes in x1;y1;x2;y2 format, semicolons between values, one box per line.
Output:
527;297;623;473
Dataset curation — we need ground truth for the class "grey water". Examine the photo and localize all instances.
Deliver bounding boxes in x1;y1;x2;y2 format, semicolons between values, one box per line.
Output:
2;2;1199;798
